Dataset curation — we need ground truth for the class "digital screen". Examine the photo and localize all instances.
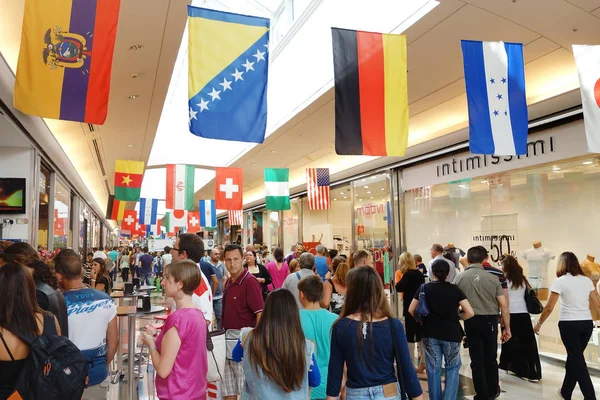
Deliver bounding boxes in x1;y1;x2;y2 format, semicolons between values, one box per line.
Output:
0;178;26;214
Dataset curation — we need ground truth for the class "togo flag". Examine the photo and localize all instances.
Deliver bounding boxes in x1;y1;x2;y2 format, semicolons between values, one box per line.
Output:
572;45;600;153
166;164;195;210
199;200;216;228
264;168;290;210
139;198;158;225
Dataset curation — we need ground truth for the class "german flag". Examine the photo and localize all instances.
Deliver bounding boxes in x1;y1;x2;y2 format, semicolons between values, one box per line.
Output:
106;194;125;221
332;28;408;156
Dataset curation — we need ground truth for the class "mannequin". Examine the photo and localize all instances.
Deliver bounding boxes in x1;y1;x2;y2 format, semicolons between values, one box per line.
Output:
522;241;555;300
581;255;600;320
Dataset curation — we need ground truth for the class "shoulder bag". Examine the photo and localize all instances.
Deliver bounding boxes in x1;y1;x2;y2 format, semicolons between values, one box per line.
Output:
413;283;430;323
388;318;409;400
206;327;226;382
523;278;543;315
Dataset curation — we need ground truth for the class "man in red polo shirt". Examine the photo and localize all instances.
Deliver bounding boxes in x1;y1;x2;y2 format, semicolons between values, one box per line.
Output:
221;244;264;400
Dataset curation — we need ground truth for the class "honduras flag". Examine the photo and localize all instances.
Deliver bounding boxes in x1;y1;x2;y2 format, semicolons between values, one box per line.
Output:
187;6;270;143
139;198;158;225
199;200;217;228
461;40;528;155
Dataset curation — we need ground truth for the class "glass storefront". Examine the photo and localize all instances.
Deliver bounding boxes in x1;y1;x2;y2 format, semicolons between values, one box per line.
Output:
52;178;69;251
401;123;600;367
282;198;300;253
37;164;51;251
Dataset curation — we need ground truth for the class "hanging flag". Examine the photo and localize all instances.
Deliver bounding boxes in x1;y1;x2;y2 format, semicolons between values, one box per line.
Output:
136;223;146;237
121;210;137;233
199;200;216;228
331;28;408;156
306;168;330;210
166;210;188;231
106;194;125;221
139;198;158;225
188;211;201;233
13;0;121;124
572;45;600;153
228;210;243;226
215;167;243;210
187;6;270;143
53;209;66;236
114;160;144;201
461;40;528;156
166;164;195;210
264;168;290;210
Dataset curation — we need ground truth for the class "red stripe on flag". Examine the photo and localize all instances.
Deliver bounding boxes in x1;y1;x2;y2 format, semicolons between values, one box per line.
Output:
114;172;143;188
357;31;386;156
85;0;121;124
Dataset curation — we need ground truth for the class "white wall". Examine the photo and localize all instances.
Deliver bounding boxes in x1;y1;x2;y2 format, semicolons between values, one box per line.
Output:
0;147;35;241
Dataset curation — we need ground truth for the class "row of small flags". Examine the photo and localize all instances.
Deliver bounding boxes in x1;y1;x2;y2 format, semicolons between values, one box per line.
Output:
12;2;600;156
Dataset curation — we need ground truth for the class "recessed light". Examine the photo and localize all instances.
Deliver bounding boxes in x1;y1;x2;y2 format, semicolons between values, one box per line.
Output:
128;94;139;99
371;176;377;179
333;198;337;201
370;196;374;199
271;150;276;154
127;144;134;148
361;179;366;182
366;191;371;194
380;188;384;191
364;185;368;188
359;199;363;201
129;44;143;50
552;167;561;171
340;191;345;195
343;196;347;199
583;161;593;165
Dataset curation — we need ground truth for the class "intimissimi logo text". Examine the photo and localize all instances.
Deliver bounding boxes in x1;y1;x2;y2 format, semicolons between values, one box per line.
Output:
436;137;555;178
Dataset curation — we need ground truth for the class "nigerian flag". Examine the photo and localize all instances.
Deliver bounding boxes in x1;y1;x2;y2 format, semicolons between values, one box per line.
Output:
264;168;290;210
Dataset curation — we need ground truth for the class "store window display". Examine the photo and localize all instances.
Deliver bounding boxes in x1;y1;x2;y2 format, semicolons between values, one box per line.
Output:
522;241;555;299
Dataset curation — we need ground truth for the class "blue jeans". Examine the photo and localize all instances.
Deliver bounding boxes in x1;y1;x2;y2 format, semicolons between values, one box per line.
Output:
345;382;402;400
139;273;151;286
423;337;462;400
213;298;223;329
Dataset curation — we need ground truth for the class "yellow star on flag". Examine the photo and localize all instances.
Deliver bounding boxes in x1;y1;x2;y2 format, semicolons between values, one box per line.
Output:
121;175;133;186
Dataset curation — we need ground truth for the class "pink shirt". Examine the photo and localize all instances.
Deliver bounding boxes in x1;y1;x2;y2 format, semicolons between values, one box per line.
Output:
155;308;207;400
266;260;290;291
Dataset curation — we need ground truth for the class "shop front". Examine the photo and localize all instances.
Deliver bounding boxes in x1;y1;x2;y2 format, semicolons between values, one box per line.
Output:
399;119;600;368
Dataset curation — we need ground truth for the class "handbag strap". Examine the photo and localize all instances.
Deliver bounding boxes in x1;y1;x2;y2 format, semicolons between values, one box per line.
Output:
388;318;408;400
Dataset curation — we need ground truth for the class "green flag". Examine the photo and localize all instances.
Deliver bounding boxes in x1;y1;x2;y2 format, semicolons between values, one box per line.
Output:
264;168;290;210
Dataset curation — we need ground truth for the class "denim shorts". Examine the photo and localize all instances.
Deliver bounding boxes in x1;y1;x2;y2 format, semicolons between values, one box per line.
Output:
345;382;403;400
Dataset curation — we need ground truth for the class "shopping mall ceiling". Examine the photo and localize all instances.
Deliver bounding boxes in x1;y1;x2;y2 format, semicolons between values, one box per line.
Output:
0;0;599;221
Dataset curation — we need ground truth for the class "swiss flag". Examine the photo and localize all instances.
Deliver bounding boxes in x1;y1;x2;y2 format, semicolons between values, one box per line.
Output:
122;210;137;232
215;167;243;210
138;223;146;237
188;211;200;233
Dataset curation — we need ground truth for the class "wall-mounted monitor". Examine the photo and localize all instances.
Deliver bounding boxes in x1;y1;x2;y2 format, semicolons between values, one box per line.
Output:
0;178;26;214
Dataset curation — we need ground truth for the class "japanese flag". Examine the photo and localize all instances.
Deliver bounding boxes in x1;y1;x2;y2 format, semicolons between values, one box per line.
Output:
573;45;600;153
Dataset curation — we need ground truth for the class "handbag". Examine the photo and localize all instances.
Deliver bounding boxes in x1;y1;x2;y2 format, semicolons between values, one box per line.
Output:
206;328;226;381
388;318;409;400
413;283;430;323
220;281;242;360
524;278;543;315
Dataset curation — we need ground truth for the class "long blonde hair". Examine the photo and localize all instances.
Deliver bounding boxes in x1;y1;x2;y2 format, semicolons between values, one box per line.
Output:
398;251;416;274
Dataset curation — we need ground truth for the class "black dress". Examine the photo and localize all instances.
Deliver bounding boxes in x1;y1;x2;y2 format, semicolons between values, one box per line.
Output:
247;264;272;300
395;269;425;343
499;313;542;380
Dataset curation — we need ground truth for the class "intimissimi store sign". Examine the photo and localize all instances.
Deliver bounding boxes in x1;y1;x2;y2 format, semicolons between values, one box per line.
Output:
402;120;588;190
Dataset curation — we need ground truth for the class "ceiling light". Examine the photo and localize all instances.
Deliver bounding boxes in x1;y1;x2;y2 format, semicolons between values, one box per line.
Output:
371;176;377;179
361;179;366;182
130;73;139;79
370;196;374;199
583;161;593;165
364;185;368;188
129;44;143;50
359;199;363;201
552;166;561;171
380;188;385;191
343;196;347;199
127;144;134;148
366;191;371;194
333;198;337;201
128;94;139;99
340;191;345;194
271;150;276;154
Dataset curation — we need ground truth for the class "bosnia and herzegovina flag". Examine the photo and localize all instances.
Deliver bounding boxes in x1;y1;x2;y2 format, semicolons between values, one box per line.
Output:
332;28;408;156
187;6;270;143
13;0;121;124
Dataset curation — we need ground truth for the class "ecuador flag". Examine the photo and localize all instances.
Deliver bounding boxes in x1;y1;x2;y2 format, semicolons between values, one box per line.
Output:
187;6;269;143
13;0;120;124
114;160;144;202
332;28;408;157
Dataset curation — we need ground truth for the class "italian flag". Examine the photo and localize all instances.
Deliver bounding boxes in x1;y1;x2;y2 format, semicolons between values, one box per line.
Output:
166;164;195;210
264;168;290;210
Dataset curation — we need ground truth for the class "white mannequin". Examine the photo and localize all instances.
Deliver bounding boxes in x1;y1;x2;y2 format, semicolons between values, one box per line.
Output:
522;241;555;290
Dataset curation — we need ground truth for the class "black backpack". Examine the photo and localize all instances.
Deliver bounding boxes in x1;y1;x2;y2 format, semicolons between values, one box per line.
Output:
8;314;88;400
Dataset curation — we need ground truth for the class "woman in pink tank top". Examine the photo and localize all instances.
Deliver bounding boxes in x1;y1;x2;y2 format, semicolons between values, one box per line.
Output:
142;260;208;400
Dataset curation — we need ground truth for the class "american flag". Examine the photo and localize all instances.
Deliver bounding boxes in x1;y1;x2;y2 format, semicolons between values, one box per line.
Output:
307;168;330;210
228;210;243;226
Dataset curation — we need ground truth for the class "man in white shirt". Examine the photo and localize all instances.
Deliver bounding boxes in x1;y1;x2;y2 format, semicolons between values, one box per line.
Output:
161;246;172;267
170;234;213;327
429;243;457;282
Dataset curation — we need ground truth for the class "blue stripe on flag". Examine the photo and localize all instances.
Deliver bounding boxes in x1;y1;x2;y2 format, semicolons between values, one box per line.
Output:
199;200;207;227
461;40;495;154
150;199;158;225
210;200;216;227
139;198;147;224
505;42;528;155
